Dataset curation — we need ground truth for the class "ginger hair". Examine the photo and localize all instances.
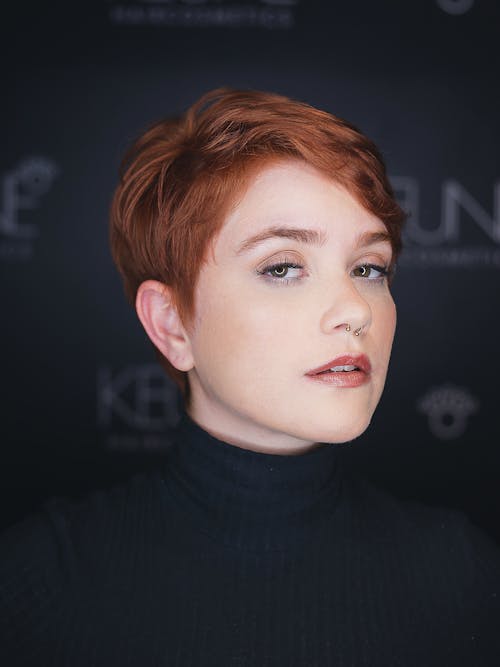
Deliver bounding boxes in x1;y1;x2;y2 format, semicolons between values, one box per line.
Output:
110;88;405;398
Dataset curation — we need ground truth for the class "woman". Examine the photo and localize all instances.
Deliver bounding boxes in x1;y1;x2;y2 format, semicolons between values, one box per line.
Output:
1;88;499;666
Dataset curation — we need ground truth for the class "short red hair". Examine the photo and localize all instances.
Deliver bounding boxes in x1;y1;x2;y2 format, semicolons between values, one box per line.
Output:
110;88;405;397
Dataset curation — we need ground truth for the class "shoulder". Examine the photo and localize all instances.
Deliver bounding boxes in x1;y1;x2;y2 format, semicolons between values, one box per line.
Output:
342;469;500;587
1;466;167;567
0;468;166;662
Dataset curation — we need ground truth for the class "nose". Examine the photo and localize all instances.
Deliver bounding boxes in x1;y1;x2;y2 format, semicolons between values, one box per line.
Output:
319;277;372;336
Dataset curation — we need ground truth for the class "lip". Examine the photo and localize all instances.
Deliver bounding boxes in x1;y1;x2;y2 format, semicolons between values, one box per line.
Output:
305;354;371;388
306;354;372;376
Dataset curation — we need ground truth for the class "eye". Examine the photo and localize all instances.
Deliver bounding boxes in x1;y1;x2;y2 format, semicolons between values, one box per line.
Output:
352;263;389;280
258;261;305;283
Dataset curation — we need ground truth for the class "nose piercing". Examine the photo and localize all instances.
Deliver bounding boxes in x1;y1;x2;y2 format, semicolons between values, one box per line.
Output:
346;323;363;336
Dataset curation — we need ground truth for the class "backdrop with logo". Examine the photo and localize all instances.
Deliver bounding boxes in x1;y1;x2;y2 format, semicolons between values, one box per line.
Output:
1;0;499;541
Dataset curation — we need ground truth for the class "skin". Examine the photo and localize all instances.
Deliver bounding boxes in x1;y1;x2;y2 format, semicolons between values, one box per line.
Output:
137;161;396;455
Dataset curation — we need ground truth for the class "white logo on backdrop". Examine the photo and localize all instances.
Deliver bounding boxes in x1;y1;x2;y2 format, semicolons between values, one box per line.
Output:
436;0;474;15
417;383;479;440
97;364;180;450
0;157;58;260
108;0;297;29
392;177;500;268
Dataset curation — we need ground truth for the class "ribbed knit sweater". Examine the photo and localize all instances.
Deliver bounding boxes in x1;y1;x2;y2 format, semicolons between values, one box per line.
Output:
1;412;500;666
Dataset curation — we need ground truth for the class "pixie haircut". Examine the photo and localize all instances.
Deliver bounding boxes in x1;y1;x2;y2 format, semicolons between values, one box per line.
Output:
110;88;406;398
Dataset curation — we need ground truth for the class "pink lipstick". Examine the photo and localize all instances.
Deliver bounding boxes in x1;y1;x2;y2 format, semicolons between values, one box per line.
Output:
305;354;371;388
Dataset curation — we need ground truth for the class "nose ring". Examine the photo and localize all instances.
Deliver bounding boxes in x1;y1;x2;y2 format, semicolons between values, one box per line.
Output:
346;323;363;336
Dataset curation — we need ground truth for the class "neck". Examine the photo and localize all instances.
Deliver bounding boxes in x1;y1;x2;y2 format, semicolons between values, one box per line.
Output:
163;411;343;551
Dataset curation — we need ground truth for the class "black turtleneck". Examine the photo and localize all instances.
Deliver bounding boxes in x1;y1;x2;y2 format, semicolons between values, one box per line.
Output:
166;413;342;551
1;412;500;666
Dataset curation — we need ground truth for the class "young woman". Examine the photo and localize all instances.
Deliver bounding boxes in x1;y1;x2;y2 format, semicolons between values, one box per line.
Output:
1;88;499;666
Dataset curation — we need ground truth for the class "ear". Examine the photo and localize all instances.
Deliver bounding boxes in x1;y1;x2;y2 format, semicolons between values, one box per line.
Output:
135;280;194;372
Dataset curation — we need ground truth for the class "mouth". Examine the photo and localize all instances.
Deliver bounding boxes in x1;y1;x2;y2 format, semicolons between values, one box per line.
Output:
305;354;371;387
306;354;371;376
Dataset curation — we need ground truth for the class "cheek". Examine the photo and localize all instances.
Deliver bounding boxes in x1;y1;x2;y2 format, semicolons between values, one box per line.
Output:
193;283;297;378
369;290;396;344
192;283;260;361
377;297;397;353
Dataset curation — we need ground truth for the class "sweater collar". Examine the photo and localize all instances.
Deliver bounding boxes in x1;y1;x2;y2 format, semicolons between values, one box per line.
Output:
163;411;343;551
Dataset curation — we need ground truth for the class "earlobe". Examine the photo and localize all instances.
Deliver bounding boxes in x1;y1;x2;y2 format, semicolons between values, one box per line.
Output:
135;280;194;372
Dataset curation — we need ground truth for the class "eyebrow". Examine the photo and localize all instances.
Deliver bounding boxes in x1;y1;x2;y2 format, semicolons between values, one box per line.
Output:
355;230;393;249
235;226;327;255
235;226;392;255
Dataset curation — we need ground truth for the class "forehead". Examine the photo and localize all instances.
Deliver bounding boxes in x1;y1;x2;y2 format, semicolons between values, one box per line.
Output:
215;160;387;251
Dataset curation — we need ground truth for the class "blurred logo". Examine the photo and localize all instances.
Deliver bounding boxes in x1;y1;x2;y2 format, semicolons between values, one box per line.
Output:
97;364;180;450
436;0;474;15
0;157;58;260
108;0;298;29
417;383;479;440
392;177;500;268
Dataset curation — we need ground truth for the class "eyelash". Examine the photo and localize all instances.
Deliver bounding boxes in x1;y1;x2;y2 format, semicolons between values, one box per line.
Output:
257;260;391;285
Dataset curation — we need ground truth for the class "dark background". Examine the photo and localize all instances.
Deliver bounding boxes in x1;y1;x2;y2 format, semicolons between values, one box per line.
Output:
1;0;499;542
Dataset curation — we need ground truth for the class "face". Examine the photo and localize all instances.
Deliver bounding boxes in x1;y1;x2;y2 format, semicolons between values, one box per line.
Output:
184;161;396;454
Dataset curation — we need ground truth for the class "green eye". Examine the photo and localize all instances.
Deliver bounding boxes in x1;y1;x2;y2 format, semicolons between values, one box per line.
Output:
270;265;289;277
258;260;304;284
352;264;388;279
